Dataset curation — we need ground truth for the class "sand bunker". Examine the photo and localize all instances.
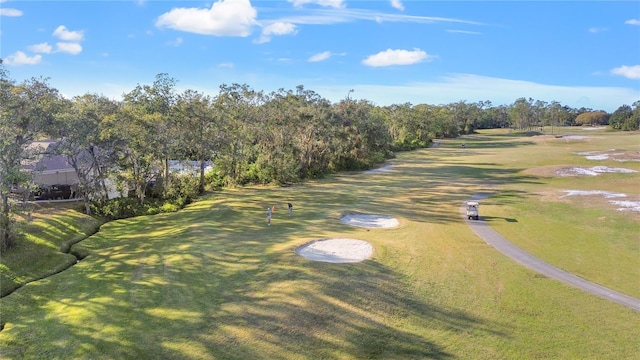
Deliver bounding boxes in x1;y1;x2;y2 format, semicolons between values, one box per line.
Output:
363;164;394;174
296;238;373;263
341;213;399;228
561;190;640;212
556;166;637;177
557;135;589;140
575;150;640;162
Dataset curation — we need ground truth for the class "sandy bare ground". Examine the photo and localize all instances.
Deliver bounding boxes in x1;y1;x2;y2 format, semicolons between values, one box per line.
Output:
296;238;373;263
340;213;399;228
363;164;395;174
296;213;398;262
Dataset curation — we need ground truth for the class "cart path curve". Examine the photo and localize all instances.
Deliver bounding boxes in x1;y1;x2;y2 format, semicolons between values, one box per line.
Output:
464;194;640;312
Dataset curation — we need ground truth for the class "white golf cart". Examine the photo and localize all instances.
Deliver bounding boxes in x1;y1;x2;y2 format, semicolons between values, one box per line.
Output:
465;201;479;220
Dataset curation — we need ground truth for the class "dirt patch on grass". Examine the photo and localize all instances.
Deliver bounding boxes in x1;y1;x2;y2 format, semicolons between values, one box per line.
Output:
575;150;640;162
363;164;395;174
523;165;637;177
340;213;399;228
560;190;640;213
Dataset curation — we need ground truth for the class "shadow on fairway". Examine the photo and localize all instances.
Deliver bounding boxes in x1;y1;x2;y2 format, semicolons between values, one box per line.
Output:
1;202;512;359
479;216;519;223
332;160;539;225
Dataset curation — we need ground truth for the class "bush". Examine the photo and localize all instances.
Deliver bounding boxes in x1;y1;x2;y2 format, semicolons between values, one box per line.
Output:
204;170;225;191
90;198;144;220
90;184;196;221
161;202;180;213
164;175;199;204
0;214;20;252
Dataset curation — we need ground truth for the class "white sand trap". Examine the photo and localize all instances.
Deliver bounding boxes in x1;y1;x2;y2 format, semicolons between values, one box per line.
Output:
575;150;640;162
341;213;399;228
556;166;637;176
363;164;394;174
560;190;640;213
558;135;589;140
296;238;373;263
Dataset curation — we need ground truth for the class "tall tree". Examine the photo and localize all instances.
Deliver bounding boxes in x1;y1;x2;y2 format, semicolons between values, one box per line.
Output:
0;68;62;250
609;103;639;131
214;83;264;186
123;73;178;196
101;104;160;205
510;98;534;130
175;89;219;193
54;94;120;214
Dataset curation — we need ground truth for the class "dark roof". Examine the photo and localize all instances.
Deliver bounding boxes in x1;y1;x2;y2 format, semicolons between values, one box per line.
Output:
23;140;75;172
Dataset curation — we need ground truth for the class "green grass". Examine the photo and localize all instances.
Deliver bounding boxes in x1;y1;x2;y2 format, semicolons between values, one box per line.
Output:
0;202;103;297
1;128;639;359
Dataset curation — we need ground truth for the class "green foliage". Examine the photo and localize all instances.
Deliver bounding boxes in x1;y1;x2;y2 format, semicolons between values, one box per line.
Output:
90;173;201;220
90;197;145;220
574;111;610;126
0;213;19;252
165;174;200;204
2;130;639;358
204;168;226;191
609;103;640;131
160;202;180;213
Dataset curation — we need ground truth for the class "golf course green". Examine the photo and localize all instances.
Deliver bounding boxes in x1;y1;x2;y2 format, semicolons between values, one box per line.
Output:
1;128;638;359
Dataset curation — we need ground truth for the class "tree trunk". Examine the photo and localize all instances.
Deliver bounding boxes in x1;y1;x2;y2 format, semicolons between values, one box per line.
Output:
199;159;205;194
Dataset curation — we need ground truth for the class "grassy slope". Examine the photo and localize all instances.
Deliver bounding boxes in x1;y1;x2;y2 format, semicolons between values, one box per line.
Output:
0;202;103;297
1;129;638;359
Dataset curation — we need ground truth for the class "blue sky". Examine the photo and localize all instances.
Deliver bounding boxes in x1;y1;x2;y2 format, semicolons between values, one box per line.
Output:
1;0;639;111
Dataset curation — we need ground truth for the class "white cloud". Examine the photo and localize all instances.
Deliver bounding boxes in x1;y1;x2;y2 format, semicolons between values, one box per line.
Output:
0;8;22;16
255;21;297;43
308;51;331;62
625;19;640;25
56;42;83;55
53;25;84;41
288;0;345;8
166;37;183;46
218;62;234;68
155;0;258;37
390;0;404;11
611;65;640;80
306;74;639;112
3;51;42;66
446;29;481;35
27;42;53;53
588;27;607;33
362;48;431;67
270;8;483;27
263;21;297;36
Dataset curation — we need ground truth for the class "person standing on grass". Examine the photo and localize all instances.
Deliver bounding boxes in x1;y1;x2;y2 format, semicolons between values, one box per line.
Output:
288;203;293;217
266;206;272;226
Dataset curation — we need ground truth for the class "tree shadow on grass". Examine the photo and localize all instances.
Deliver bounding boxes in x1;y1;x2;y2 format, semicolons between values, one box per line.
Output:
1;204;511;359
329;161;539;225
479;216;519;223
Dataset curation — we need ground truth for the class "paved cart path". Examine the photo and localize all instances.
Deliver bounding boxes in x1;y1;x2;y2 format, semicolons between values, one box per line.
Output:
464;194;640;312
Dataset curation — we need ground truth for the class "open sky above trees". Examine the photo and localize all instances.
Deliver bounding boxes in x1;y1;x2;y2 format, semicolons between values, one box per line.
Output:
1;0;639;111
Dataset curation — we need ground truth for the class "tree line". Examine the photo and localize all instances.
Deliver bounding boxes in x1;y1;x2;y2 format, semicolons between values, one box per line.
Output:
1;67;639;250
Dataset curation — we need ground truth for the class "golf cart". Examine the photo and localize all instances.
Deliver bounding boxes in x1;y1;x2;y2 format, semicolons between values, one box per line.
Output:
465;201;479;220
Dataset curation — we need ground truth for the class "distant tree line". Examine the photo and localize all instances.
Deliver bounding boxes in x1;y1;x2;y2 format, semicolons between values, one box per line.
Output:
1;67;639;250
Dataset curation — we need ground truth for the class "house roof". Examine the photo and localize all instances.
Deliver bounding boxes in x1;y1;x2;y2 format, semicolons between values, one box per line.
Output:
22;140;75;173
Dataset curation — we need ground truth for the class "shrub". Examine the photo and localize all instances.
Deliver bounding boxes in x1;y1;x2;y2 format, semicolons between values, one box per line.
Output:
164;175;199;204
161;202;180;213
90;198;143;220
